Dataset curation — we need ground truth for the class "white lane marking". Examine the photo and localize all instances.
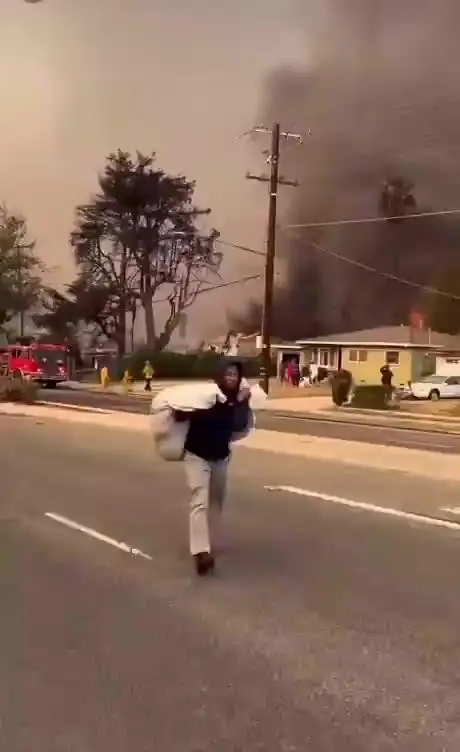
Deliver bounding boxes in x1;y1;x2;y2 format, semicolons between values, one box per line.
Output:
264;485;460;532
441;507;460;515
45;513;152;559
37;401;114;414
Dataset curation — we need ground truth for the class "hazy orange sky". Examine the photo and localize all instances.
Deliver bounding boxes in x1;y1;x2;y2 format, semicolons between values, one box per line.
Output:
2;0;304;340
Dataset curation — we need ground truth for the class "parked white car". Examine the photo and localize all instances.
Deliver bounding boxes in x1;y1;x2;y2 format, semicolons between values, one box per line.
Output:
410;374;460;401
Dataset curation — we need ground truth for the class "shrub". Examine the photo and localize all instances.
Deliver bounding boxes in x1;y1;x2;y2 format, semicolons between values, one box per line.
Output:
350;384;398;410
119;350;271;381
331;369;352;406
0;376;38;403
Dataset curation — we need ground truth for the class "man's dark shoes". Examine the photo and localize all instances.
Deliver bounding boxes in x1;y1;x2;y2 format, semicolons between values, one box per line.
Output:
194;551;215;576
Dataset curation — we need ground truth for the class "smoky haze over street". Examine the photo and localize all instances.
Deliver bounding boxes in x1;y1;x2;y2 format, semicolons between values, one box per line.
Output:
4;1;460;340
249;0;460;338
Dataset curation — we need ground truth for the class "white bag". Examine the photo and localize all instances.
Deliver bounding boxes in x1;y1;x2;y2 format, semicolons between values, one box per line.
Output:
150;406;189;461
150;383;224;462
151;382;226;413
150;380;262;461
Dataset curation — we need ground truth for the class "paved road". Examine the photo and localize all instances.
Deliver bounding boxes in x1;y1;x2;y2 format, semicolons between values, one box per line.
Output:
3;415;460;750
39;386;460;454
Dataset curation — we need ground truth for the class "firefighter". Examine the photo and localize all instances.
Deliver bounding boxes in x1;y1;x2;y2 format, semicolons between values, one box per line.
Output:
143;360;154;391
100;365;109;389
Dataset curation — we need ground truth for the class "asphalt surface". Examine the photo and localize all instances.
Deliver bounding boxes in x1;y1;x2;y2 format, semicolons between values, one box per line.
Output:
3;415;460;750
38;386;460;454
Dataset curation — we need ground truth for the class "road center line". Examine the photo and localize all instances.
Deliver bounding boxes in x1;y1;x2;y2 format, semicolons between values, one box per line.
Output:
45;512;152;559
264;485;460;532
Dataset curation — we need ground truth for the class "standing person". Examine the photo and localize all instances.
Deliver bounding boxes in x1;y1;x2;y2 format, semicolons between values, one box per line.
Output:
174;360;250;576
291;360;300;387
309;362;318;384
143;360;154;391
286;359;295;386
279;361;286;384
380;363;393;401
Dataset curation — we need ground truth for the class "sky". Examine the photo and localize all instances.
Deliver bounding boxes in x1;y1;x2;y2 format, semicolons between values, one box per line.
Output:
2;0;303;341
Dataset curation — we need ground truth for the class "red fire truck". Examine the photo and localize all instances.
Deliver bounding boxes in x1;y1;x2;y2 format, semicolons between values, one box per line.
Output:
1;343;69;388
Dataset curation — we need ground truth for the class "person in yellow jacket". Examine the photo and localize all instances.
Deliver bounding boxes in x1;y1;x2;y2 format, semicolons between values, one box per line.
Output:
143;360;154;391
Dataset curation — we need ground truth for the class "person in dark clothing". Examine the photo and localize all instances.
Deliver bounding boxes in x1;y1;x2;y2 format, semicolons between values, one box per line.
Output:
380;364;393;386
175;359;250;576
380;363;394;402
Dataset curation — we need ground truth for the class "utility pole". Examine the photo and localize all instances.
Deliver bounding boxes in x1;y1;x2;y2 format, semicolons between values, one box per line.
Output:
246;123;302;393
15;244;25;338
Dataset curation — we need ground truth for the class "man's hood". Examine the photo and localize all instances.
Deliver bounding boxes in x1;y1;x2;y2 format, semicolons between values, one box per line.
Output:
214;357;245;394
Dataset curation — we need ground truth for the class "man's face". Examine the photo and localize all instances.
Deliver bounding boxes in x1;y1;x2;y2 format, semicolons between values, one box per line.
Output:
223;365;239;391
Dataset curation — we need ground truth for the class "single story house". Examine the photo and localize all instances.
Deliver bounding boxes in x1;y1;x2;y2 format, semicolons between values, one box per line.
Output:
273;326;460;386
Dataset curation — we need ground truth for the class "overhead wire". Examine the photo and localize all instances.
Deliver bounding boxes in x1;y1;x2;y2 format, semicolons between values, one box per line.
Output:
299;237;460;301
283;207;460;229
152;209;460;304
152;273;262;304
215;230;460;302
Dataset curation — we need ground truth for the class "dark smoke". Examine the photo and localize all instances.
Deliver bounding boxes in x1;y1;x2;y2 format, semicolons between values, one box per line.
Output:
236;0;460;339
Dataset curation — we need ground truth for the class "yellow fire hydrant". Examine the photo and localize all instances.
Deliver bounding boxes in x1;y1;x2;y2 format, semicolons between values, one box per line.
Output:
100;366;109;389
123;369;133;393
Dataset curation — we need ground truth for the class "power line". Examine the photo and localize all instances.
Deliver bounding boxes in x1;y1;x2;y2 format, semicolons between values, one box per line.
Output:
215;238;265;257
299;236;460;301
216;232;460;302
152;273;262;304
283;207;460;230
195;273;262;294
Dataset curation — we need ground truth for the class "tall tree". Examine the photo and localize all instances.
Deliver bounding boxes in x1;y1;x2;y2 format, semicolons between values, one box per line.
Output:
0;205;43;331
36;277;123;344
69;150;221;354
379;177;416;222
378;177;417;275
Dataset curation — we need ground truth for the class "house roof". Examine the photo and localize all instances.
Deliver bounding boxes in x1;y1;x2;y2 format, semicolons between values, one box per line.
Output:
295;326;460;350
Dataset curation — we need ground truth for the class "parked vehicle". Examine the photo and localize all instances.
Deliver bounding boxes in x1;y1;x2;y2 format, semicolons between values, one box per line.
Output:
410;374;460;401
4;343;69;388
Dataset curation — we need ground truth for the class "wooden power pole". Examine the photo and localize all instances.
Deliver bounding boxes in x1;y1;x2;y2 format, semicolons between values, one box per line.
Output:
246;123;302;394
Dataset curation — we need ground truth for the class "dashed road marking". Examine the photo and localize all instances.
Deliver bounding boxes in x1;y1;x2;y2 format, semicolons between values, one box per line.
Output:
265;485;460;532
45;512;152;559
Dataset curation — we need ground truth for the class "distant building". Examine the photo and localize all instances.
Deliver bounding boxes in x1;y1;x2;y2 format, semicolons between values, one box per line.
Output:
272;325;460;386
205;331;267;357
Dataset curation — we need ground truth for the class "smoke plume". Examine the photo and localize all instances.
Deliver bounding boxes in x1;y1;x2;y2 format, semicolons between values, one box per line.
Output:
242;0;460;338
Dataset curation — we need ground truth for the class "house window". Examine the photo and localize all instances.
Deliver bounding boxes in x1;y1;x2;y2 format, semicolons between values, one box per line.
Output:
319;349;329;367
385;350;400;365
349;349;368;363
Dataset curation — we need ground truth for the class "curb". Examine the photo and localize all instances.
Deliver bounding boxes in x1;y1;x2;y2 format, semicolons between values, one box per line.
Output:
267;410;460;436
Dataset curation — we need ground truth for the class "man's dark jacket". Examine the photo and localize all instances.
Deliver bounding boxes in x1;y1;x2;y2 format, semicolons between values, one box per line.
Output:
175;359;250;462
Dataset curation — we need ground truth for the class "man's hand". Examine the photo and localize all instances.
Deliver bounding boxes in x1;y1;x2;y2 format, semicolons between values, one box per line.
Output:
237;383;251;402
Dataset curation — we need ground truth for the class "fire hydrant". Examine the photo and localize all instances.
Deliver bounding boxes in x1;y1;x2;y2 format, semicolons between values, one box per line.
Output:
123;369;133;393
100;366;109;389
